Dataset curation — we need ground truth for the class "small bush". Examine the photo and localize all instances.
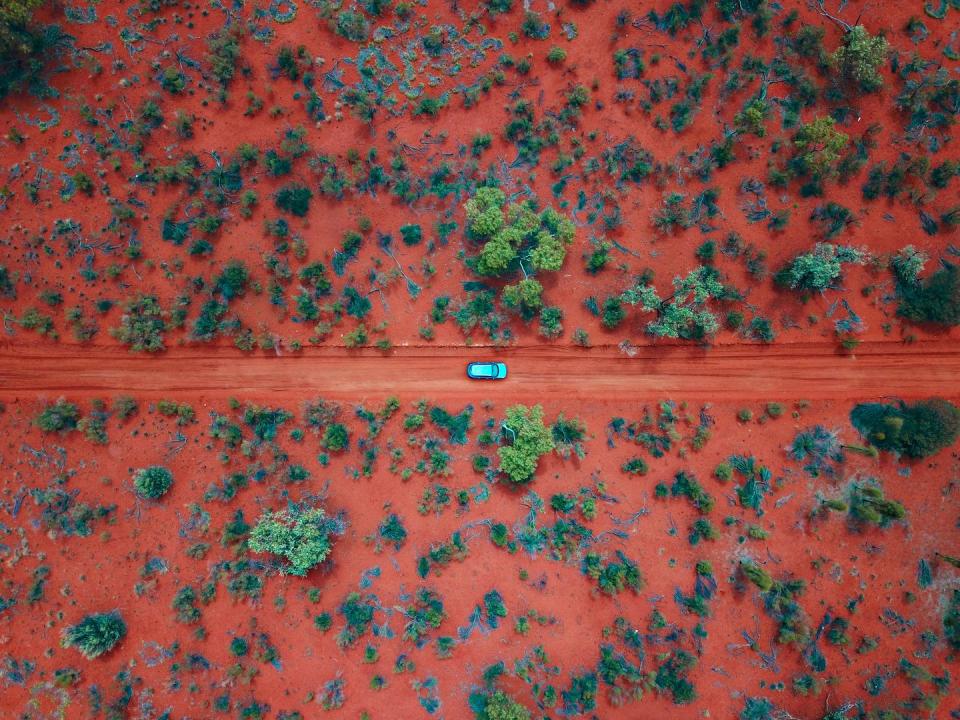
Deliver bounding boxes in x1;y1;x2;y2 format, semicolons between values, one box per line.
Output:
498;405;555;484
945;589;960;651
477;690;530;720
61;611;126;659
275;183;313;217
621;457;648;475
400;224;422;246
322;422;349;452
134;466;174;499
34;399;80;433
847;479;905;528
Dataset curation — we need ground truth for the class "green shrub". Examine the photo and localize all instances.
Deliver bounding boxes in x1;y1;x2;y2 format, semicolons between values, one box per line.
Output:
321;422;349;452
112;295;167;352
774;243;864;292
134;466;174;499
497;404;555;484
413;95;445;117
207;27;243;87
740;560;773;591
464;187;575;278
0;0;65;99
34;399;80;433
851;399;960;458
275;183;313;217
714;462;733;482
896;261;960;326
791;117;849;178
333;10;369;41
249;506;338;576
61;611;126;659
400;223;422;246
847;479;905;528
621;457;648;475
945;589;960;651
740;697;774;720
829;25;889;94
477;690;530;720
160;66;186;93
214;260;249;301
601;296;624;329
538;306;563;338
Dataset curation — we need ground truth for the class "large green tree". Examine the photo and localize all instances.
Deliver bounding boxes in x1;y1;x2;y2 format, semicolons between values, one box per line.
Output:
829;25;889;94
249;506;338;576
465;187;575;278
620;266;730;340
498;404;555;484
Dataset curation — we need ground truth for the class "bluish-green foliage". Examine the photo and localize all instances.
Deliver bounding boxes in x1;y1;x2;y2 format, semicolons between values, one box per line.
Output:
61;611;127;659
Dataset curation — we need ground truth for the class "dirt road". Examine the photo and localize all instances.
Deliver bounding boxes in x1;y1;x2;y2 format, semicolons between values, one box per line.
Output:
0;340;955;401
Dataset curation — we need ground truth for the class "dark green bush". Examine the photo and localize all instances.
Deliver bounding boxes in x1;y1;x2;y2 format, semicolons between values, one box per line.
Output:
111;295;167;352
851;399;960;458
34;399;80;433
945;589;960;650
322;422;349;452
61;611;126;659
897;262;960;326
0;1;68;100
846;479;905;529
333;10;369;42
275;183;313;217
400;224;422;246
134;466;174;499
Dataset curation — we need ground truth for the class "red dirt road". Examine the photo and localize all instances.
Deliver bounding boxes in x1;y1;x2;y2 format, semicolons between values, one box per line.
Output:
1;339;955;400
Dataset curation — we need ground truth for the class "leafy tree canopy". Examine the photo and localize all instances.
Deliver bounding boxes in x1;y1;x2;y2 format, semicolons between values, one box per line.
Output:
830;25;889;94
249;506;338;576
464;187;575;277
793;117;849;177
775;243;864;292
478;690;530;720
621;266;729;340
498;404;555;484
892;251;960;326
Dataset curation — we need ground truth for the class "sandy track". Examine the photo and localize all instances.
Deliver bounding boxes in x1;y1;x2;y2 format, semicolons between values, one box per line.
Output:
0;340;956;401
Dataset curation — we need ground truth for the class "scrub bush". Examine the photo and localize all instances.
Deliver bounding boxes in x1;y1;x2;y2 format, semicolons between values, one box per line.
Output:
61;611;127;659
134;466;174;499
249;506;338;576
498;405;555;484
851;398;960;458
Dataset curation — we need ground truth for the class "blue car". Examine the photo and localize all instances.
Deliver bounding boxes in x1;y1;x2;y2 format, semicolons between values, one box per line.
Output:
466;361;508;380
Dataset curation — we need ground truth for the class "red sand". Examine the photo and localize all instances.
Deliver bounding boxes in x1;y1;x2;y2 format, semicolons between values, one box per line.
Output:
1;0;959;717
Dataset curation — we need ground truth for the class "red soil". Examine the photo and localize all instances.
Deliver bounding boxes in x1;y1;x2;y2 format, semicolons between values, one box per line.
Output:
1;394;958;718
1;0;958;718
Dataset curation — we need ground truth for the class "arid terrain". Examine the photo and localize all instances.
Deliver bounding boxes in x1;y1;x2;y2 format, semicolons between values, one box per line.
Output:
1;0;959;718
